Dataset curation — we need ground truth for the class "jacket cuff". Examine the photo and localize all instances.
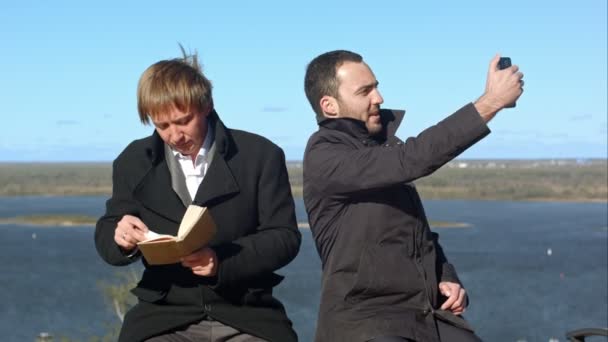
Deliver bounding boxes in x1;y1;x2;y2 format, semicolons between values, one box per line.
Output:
440;262;461;285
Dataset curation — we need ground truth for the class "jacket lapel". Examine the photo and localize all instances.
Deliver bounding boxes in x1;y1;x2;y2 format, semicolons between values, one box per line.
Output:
192;111;239;206
133;132;186;224
164;144;192;206
192;151;239;206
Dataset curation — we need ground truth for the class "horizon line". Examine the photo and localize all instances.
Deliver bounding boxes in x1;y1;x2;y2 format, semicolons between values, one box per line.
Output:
1;157;607;164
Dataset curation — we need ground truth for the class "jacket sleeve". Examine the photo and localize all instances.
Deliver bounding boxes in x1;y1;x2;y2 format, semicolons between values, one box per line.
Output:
431;232;461;284
94;158;142;266
433;232;470;308
212;147;301;288
305;103;490;196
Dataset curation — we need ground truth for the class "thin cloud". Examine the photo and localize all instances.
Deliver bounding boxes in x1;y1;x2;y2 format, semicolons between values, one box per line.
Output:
569;114;592;121
547;132;569;139
56;120;79;126
494;129;535;137
494;129;568;140
261;106;288;113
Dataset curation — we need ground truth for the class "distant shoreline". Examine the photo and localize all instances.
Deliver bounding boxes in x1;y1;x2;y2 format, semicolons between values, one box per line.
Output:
0;215;473;229
0;193;605;203
0;215;97;227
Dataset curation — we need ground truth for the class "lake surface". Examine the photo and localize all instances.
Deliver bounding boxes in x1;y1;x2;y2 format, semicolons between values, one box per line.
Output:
0;196;606;342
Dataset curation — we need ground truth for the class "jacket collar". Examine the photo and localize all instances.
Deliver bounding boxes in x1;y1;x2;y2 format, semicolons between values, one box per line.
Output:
318;109;405;144
133;110;240;224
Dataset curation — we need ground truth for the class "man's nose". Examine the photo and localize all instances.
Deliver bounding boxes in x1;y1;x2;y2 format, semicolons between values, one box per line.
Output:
372;89;384;105
169;126;184;142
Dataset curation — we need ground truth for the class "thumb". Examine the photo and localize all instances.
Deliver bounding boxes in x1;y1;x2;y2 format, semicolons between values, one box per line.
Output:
488;53;501;73
439;283;452;297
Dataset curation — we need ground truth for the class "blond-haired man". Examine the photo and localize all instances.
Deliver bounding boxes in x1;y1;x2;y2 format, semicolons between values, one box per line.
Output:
95;49;301;342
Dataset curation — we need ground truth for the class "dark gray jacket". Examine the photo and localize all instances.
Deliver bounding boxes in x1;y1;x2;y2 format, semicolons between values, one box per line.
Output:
303;103;490;342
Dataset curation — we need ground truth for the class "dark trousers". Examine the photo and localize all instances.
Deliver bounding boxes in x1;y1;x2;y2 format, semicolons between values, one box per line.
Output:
368;320;483;342
145;318;267;342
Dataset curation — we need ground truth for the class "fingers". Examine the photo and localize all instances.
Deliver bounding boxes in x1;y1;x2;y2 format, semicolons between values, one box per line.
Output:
442;288;467;313
181;247;214;264
439;281;460;297
189;260;217;276
440;291;457;310
181;247;218;277
439;282;458;310
451;288;467;314
120;215;149;233
114;215;149;250
439;282;467;313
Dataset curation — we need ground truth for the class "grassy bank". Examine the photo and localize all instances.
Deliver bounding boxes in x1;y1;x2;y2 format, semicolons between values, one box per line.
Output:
1;160;606;202
2;215;468;229
0;215;97;227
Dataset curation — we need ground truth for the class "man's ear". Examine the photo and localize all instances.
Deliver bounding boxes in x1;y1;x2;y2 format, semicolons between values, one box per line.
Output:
320;95;339;119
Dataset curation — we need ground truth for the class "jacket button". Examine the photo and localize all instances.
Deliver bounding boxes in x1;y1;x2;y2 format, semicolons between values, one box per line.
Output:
204;304;211;311
422;308;430;315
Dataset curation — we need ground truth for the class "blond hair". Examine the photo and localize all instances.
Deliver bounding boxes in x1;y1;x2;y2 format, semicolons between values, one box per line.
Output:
137;46;213;124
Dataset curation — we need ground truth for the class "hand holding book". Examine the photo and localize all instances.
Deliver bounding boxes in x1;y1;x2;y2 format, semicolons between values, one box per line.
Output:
181;247;218;277
137;205;217;265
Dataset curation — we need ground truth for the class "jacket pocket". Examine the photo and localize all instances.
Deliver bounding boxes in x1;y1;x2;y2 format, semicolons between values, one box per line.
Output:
345;243;423;303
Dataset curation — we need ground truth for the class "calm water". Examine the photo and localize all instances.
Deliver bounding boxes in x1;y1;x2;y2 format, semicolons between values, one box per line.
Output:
0;196;606;342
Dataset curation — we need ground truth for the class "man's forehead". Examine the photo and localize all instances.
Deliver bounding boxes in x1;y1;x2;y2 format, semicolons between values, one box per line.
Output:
336;61;377;88
151;107;192;124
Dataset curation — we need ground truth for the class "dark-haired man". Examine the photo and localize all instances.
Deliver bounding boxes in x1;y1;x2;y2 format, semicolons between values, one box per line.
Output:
303;50;523;342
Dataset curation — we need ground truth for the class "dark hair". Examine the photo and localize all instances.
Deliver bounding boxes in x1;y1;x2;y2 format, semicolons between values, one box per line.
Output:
137;45;213;124
304;50;362;120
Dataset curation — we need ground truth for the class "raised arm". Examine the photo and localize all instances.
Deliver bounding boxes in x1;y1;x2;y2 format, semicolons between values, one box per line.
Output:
306;103;490;196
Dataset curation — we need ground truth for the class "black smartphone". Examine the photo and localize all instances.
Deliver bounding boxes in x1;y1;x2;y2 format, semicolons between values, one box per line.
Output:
498;57;512;70
498;57;516;108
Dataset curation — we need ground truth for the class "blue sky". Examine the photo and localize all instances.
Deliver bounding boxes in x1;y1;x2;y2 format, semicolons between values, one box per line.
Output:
1;0;606;161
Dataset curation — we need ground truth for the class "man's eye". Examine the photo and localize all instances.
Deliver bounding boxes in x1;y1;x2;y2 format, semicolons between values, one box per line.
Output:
177;116;192;125
360;86;374;95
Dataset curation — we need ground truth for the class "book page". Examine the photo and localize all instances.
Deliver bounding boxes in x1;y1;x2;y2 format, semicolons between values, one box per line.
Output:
176;205;206;240
139;230;176;243
176;207;216;255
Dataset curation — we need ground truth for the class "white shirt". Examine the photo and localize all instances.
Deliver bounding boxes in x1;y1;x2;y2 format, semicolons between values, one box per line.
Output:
170;123;214;200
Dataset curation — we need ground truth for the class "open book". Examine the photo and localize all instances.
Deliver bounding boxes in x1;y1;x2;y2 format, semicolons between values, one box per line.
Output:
137;205;217;265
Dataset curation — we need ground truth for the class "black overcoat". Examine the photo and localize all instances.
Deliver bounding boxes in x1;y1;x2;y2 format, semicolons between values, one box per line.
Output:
95;110;301;342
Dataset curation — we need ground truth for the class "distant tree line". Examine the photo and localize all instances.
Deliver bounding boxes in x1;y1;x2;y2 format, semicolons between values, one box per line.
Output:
1;161;606;202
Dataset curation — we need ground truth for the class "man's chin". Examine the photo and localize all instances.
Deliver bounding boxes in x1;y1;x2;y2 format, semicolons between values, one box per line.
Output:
367;123;383;135
173;145;193;156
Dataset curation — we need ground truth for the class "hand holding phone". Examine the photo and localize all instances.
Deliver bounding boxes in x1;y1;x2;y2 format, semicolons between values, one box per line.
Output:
498;57;516;108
